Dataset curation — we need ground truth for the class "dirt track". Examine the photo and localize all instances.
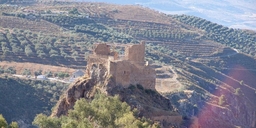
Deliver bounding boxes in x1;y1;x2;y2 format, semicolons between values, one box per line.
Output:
0;61;78;75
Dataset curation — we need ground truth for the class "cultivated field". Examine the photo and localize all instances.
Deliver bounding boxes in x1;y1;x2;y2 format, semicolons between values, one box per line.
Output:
0;61;80;75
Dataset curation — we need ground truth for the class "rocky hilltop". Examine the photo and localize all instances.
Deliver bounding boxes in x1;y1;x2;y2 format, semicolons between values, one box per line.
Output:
51;42;182;127
51;70;181;127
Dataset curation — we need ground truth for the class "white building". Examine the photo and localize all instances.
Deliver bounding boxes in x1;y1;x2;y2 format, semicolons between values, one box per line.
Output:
37;75;48;80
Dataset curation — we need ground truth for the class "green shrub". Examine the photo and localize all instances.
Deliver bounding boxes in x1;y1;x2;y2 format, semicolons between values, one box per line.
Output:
44;71;53;77
0;67;4;74
8;122;19;128
136;84;144;90
34;70;43;76
33;94;158;128
128;85;136;90
0;114;18;128
145;89;156;95
57;72;69;79
234;88;241;95
4;67;16;74
0;114;8;128
22;69;31;76
218;95;226;106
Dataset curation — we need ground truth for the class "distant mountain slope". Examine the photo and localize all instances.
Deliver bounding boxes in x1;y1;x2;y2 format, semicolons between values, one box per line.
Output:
172;14;256;56
81;0;256;30
145;0;256;30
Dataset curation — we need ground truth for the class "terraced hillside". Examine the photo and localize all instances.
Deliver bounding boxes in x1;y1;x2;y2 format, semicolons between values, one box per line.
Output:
0;1;256;128
173;15;256;57
151;48;256;127
0;16;62;33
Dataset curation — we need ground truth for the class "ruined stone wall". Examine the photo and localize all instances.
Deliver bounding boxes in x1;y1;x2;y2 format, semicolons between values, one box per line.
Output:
87;42;155;90
94;43;110;55
110;61;132;88
129;65;155;90
125;42;145;65
86;56;109;77
109;60;156;90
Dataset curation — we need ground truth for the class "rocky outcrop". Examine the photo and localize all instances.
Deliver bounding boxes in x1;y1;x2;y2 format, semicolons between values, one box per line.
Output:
51;77;95;117
51;64;181;127
51;64;110;117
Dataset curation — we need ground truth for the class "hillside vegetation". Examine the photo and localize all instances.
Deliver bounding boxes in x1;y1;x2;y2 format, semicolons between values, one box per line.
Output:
0;76;68;127
0;114;18;128
0;1;256;128
172;15;256;56
33;94;159;128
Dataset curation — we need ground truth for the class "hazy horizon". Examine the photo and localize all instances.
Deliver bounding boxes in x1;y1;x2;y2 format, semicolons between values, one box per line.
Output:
78;0;256;31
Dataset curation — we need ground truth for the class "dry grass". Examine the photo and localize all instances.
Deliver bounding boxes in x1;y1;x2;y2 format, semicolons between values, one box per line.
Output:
94;4;171;24
0;61;78;75
155;66;184;93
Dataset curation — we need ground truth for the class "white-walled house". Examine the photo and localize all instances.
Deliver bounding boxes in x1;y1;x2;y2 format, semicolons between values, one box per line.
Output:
37;75;48;80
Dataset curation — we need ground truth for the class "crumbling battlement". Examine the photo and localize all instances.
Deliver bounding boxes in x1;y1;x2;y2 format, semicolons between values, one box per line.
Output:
86;41;156;90
125;42;145;64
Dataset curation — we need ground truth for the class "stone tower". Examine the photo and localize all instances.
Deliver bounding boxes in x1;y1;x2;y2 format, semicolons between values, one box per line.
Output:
86;42;156;90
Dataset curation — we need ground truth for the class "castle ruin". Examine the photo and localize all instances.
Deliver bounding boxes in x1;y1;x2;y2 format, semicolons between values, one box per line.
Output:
86;41;156;90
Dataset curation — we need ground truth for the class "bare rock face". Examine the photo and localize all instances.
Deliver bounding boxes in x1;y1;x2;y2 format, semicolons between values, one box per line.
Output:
51;64;110;117
51;64;180;127
51;78;94;117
